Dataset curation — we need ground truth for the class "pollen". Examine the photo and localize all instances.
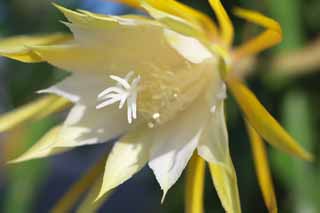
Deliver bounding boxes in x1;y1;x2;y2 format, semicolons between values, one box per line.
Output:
136;59;219;127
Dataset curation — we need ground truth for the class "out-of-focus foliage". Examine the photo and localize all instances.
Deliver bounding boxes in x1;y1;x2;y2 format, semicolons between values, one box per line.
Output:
0;0;319;212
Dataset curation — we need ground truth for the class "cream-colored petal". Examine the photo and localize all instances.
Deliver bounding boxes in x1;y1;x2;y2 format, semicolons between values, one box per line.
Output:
39;73;113;106
197;101;229;168
31;16;186;76
150;129;201;202
163;29;213;64
10;101;129;163
148;90;214;200
29;6;215;79
201;100;241;212
52;103;129;148
97;127;151;199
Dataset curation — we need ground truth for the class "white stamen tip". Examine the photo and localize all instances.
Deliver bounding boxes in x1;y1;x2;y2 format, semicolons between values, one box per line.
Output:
97;71;140;124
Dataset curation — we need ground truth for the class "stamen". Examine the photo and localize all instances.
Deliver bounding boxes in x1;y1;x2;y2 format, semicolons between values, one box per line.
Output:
96;71;141;124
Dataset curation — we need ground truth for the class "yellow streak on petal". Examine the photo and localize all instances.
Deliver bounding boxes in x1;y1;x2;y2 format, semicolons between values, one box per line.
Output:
208;0;234;47
232;7;282;60
185;154;205;213
209;156;241;213
0;33;72;62
50;156;106;213
227;77;313;161
246;122;278;213
140;0;218;40
0;95;64;133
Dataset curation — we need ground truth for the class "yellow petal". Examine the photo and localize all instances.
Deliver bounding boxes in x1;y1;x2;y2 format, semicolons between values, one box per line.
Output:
0;95;67;133
227;77;313;161
232;7;282;59
246;123;278;213
50;156;106;213
0;33;72;62
209;156;241;213
208;0;234;46
139;0;217;40
8;125;66;163
185;154;205;213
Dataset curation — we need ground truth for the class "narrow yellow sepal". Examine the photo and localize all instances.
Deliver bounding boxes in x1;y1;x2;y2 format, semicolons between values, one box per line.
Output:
0;95;66;133
209;156;241;213
0;33;72;62
208;0;234;46
76;176;113;213
227;77;313;161
51;156;106;213
232;7;282;59
185;154;205;213
110;0;141;8
233;7;281;32
8;125;65;163
35;97;71;120
139;0;218;40
140;1;204;39
246;122;278;213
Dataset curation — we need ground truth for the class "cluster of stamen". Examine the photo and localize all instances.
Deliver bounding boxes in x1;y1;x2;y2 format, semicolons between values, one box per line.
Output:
96;71;140;124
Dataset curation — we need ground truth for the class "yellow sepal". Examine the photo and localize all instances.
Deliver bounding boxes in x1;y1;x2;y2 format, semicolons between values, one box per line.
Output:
51;156;106;213
0;95;69;133
139;0;217;40
209;156;241;213
208;0;234;46
232;7;282;59
185;154;205;213
0;33;72;62
227;77;313;161
246;122;278;213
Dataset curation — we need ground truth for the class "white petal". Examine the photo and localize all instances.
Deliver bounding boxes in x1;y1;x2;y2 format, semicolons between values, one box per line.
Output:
52;103;129;148
148;93;211;200
197;101;230;168
39;73;111;106
30;8;211;77
97;127;152;199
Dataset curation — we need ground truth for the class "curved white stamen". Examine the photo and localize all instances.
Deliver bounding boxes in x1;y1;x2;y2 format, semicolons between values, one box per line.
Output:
110;75;131;89
96;71;140;124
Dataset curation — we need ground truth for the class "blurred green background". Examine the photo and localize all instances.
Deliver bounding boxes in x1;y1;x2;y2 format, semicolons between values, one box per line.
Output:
0;0;319;212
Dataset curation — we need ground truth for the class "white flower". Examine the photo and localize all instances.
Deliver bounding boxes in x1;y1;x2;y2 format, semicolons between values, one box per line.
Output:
8;4;229;202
